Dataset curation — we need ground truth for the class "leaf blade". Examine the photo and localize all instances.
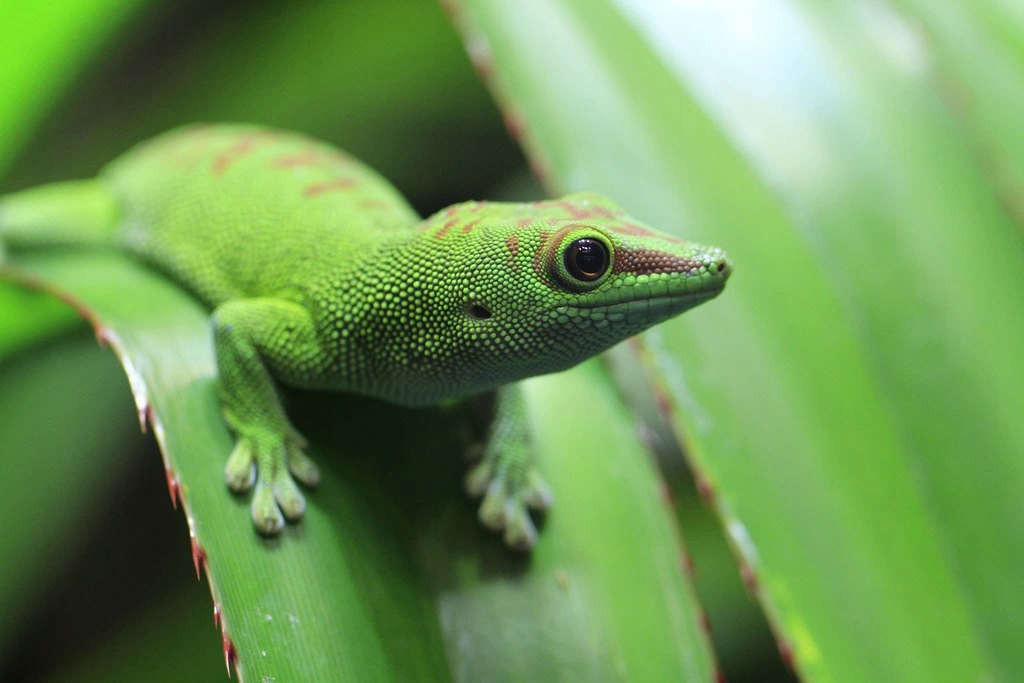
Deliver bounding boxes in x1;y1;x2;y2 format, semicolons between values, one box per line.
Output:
452;0;1022;679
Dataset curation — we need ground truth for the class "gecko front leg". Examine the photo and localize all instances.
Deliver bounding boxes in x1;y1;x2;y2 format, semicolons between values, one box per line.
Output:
466;384;553;550
213;298;324;534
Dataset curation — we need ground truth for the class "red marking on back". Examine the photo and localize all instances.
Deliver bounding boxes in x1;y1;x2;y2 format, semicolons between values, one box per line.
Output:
190;535;207;580
359;199;391;211
516;217;534;228
213;135;262;175
716;668;728;683
435;218;458;239
461;218;482;234
222;631;238;677
304;178;357;197
274;150;321;168
273;147;352;171
165;467;180;509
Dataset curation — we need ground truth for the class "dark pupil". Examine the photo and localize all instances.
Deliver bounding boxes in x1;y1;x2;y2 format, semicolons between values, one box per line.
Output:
567;238;608;280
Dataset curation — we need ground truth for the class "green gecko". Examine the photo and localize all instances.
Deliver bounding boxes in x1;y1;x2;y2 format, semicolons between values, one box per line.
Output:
0;124;730;550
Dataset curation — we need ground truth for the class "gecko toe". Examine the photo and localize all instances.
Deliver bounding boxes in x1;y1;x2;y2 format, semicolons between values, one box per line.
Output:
478;479;510;530
465;459;495;498
287;444;321;487
273;472;307;521
503;504;538;551
522;470;554;510
251;481;285;535
232;429;317;536
476;481;541;550
225;439;257;492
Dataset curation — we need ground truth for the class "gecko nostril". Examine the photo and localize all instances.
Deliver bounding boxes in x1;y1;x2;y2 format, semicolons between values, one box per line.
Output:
713;259;730;277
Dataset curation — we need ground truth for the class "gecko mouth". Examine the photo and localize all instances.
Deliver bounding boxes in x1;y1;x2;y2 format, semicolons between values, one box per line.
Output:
552;285;725;322
575;285;724;311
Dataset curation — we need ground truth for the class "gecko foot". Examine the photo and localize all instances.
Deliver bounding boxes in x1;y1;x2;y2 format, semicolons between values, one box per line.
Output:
225;430;320;535
466;459;553;551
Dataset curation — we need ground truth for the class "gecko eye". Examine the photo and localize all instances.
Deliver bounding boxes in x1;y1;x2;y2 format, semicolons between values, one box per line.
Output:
564;238;609;281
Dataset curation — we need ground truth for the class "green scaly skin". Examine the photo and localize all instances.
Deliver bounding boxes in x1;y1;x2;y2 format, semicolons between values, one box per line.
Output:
0;124;731;550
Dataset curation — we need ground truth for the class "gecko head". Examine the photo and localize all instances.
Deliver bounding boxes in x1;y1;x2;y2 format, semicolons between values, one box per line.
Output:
422;192;731;389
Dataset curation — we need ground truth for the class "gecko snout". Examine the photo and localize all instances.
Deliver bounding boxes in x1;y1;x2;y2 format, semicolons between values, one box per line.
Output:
699;249;732;287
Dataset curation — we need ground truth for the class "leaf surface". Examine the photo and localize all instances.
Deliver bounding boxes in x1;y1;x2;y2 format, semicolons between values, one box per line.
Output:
452;0;1024;679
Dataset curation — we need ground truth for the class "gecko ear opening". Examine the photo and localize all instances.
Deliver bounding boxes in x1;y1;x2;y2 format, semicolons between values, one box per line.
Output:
467;303;493;320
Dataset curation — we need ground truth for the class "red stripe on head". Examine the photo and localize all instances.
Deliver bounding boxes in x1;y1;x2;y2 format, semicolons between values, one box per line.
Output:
612;247;703;276
506;234;520;270
609;222;682;243
435;218;458;239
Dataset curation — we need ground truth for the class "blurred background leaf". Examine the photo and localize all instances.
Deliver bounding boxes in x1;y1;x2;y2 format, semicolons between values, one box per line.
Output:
452;0;1024;680
889;0;1024;227
0;0;142;177
0;333;142;660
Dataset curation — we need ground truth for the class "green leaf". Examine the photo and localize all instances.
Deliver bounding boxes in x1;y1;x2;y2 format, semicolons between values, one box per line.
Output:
452;0;1024;680
3;250;714;681
0;0;144;178
0;282;79;357
49;583;224;683
889;0;1024;226
0;334;142;649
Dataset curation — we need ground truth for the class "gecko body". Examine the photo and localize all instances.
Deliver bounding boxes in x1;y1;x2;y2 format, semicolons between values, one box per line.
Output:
0;125;730;548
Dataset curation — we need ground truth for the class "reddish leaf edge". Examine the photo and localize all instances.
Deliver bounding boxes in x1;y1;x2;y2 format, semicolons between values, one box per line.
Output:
0;264;239;679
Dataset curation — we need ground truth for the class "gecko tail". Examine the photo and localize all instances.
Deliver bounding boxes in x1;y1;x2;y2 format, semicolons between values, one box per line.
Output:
0;178;120;254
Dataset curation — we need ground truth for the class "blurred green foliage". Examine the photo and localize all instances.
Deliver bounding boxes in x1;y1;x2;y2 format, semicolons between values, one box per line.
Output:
455;0;1024;680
